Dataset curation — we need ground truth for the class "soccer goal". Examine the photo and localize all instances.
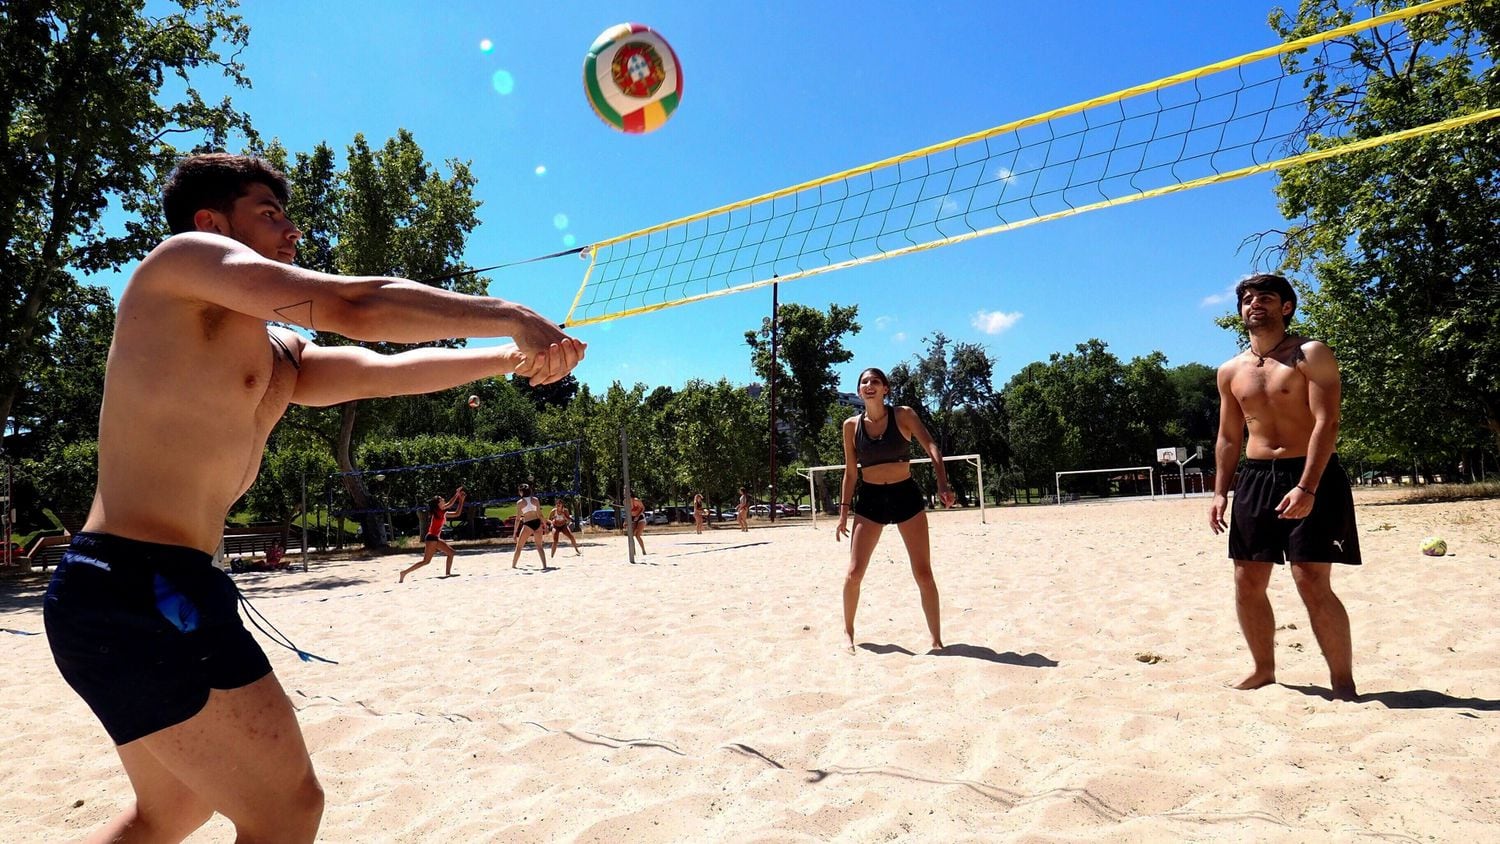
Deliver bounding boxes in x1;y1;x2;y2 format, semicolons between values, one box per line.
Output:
1054;466;1156;504
799;453;986;528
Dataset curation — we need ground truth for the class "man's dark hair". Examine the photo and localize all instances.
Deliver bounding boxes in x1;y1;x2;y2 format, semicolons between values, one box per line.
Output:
1234;273;1297;322
162;153;290;235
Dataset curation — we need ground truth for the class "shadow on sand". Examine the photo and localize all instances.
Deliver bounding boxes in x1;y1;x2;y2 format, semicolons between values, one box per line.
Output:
1286;683;1500;712
858;642;1058;667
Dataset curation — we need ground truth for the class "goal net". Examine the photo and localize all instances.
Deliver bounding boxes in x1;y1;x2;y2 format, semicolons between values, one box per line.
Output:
800;453;986;528
1054;466;1156;504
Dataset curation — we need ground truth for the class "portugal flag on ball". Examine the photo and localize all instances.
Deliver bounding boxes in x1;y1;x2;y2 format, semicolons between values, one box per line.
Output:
584;23;682;134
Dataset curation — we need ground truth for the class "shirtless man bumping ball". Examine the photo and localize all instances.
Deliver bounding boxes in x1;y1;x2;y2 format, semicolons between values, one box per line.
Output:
42;153;584;843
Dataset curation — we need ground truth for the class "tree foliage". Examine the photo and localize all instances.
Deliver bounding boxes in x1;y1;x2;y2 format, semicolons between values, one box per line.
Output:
259;130;488;544
1269;0;1500;459
2;0;256;432
746;302;860;463
887;333;1008;502
1002;340;1210;494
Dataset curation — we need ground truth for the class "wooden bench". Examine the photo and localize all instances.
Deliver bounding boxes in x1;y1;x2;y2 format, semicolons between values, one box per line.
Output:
24;534;73;572
222;526;304;559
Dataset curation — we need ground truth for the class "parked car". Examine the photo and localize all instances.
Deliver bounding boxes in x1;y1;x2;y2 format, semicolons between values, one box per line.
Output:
644;510;669;525
775;504;799;517
660;506;694;523
590;509;619;529
749;504;771;516
797;504;813;514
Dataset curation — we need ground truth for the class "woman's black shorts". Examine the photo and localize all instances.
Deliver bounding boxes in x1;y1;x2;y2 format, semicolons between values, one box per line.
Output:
852;477;926;525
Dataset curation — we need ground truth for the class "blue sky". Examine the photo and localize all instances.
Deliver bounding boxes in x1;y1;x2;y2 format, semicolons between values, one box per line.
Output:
113;0;1305;391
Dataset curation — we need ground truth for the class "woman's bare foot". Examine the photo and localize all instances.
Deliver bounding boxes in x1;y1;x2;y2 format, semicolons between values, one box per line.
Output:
1232;670;1277;691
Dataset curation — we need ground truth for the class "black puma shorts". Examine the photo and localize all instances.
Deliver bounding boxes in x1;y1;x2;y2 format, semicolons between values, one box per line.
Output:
44;532;273;745
852;477;926;525
1229;455;1361;564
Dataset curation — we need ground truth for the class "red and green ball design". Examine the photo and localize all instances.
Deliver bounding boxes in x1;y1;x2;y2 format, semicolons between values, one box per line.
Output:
584;23;682;134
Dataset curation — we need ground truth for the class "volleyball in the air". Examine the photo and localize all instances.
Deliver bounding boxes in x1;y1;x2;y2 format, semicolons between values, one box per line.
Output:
583;23;682;133
1420;536;1447;556
468;395;480;408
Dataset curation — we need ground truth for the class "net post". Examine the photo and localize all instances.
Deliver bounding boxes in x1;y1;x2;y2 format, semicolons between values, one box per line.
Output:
973;456;986;524
620;426;634;565
300;465;309;572
806;469;817;530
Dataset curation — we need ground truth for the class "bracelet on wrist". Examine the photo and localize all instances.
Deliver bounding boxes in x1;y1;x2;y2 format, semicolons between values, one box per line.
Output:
1296;484;1316;496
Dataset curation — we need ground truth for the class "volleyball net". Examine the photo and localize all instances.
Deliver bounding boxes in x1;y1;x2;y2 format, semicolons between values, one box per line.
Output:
323;440;581;544
564;0;1499;327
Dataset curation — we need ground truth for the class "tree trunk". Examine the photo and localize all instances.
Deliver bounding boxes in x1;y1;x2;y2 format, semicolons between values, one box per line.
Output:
334;400;384;549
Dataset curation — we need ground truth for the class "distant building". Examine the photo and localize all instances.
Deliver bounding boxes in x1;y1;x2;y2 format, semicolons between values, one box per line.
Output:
834;391;865;410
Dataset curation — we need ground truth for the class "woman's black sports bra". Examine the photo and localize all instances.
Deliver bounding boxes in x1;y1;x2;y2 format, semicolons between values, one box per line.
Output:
855;408;910;467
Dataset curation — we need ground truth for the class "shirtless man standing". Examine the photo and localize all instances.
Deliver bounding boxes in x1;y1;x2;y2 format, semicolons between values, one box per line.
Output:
42;153;584;842
1209;273;1359;702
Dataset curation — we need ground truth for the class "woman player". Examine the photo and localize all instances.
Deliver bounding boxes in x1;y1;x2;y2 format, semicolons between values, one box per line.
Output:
511;484;549;570
736;486;750;532
548;497;581;558
399;485;465;582
836;367;954;652
692;493;707;534
629;495;647;556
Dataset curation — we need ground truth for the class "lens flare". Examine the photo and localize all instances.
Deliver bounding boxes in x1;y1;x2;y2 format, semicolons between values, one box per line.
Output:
534;165;546;176
562;233;577;247
552;213;569;230
491;69;514;95
479;38;494;53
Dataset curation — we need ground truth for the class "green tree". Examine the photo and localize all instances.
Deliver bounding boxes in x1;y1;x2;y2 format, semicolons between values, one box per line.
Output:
1268;0;1500;459
745;302;861;463
663;379;767;509
263;131;489;545
1165;362;1219;453
1003;361;1068;496
888;333;1007;503
6;284;114;455
1002;340;1170;497
746;302;859;507
1121;351;1177;459
2;1;255;431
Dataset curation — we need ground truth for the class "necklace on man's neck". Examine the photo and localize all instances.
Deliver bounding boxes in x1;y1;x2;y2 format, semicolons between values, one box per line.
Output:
1249;334;1294;367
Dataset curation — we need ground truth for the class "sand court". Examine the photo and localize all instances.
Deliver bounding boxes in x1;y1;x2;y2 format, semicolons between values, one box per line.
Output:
3;492;1498;841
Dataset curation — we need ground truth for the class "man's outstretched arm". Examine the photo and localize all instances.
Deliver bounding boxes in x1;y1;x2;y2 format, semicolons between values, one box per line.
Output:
290;337;532;408
139;232;584;382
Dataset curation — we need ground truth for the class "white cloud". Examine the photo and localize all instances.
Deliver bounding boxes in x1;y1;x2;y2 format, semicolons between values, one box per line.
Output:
892;331;907;343
994;166;1015;183
971;309;1022;335
874;315;896;331
1200;287;1236;307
